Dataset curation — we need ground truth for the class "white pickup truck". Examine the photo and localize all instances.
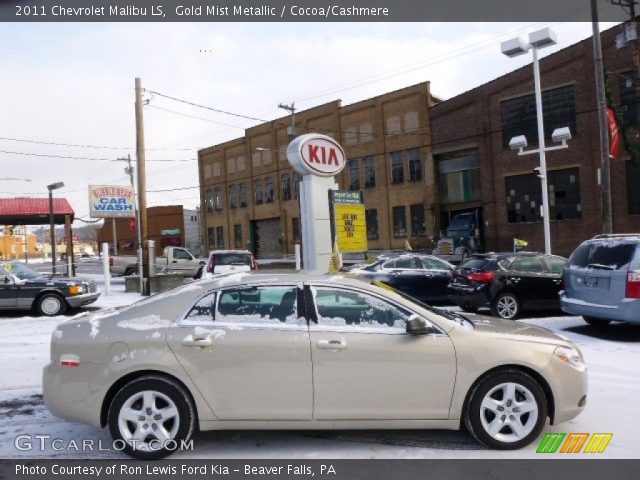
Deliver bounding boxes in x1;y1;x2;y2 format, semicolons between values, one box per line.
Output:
109;246;205;278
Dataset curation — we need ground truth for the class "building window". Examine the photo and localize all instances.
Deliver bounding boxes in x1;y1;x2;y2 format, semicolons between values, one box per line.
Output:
229;184;238;209
254;179;264;205
265;176;275;203
392;206;407;238
236;156;245;171
207;227;215;250
365;209;379;240
213;163;221;177
363;156;376;188
292;217;301;244
216;226;224;249
410;204;426;236
619;71;639;127
628;160;640;215
213;187;223;211
348;159;360;190
233;224;243;249
227;157;236;174
500;84;577;148
506;167;581;223
238;182;247;207
408;148;422;182
293;173;301;199
437;149;481;205
281;173;292;201
390;151;404;184
205;188;214;212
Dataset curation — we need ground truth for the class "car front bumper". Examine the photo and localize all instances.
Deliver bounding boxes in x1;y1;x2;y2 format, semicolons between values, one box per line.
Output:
66;291;100;308
560;292;640;324
543;353;588;425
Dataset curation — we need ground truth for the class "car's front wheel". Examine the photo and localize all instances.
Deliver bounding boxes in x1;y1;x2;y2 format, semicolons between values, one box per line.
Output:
108;376;195;459
583;316;611;328
464;369;547;449
492;292;521;320
35;293;67;316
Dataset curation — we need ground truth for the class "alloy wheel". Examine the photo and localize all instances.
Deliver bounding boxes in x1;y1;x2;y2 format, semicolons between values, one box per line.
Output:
479;382;538;443
41;296;62;315
118;390;180;451
496;295;518;319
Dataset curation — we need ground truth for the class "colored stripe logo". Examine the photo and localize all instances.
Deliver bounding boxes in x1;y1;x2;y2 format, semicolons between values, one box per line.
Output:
537;433;612;454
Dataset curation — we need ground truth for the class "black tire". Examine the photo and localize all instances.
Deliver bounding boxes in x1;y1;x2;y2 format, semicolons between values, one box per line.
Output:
194;267;203;280
460;304;479;313
108;376;196;460
491;292;521;320
583;316;611;328
35;293;67;316
464;369;548;450
124;267;135;277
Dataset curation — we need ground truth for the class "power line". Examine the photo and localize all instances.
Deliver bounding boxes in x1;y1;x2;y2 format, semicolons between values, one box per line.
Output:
0;136;192;151
0;149;196;162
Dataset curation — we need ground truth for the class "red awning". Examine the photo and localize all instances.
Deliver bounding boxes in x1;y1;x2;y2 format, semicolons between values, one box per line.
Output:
0;197;75;225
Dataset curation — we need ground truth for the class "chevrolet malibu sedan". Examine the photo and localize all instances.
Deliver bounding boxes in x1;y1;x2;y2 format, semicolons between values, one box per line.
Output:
43;273;587;459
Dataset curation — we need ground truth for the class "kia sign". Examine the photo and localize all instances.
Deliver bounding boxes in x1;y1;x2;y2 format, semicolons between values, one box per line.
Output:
287;133;346;177
88;185;136;218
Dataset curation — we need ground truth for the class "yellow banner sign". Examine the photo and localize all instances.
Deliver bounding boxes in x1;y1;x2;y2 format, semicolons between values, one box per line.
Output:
334;203;368;253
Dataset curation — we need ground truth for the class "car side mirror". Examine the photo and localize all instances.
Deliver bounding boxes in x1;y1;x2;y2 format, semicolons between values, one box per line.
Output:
406;315;437;335
1;275;11;284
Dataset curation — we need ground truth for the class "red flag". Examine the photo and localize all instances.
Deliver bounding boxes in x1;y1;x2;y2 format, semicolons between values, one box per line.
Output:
607;108;620;159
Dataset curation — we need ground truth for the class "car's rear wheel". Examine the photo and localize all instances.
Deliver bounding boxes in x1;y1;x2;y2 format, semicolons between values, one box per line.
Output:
35;293;67;316
108;376;195;459
464;369;547;450
492;293;520;320
583;316;611;328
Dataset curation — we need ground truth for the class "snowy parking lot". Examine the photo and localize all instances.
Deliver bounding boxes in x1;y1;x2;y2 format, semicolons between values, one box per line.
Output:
1;276;639;459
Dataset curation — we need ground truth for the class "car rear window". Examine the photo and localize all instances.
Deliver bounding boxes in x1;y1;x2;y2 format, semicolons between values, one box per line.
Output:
458;258;490;271
569;241;637;270
214;253;252;266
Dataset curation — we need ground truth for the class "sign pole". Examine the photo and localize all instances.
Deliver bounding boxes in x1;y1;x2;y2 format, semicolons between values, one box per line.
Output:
112;218;118;256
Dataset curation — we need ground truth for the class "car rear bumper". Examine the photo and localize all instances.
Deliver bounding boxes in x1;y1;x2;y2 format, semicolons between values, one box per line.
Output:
560;292;640;323
448;284;491;308
66;292;101;308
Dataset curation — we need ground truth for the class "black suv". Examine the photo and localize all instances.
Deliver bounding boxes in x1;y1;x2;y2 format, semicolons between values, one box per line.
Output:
448;252;567;319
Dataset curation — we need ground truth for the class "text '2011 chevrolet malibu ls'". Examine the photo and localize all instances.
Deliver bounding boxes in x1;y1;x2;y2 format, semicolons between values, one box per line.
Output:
43;273;587;459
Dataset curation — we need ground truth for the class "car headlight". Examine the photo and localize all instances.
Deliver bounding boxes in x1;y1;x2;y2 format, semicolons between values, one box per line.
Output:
554;346;586;372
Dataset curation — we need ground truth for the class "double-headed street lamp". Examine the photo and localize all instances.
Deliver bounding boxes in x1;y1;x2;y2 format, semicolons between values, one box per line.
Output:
47;181;64;276
501;28;572;255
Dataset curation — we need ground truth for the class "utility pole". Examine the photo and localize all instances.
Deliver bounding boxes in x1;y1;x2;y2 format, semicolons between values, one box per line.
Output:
592;0;613;233
135;77;150;295
121;154;144;293
278;102;297;137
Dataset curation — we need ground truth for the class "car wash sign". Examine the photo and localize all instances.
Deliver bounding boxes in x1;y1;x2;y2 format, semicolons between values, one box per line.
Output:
88;185;136;218
330;190;368;253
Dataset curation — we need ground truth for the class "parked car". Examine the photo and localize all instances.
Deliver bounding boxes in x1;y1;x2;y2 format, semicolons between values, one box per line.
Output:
448;252;567;319
109;246;204;278
44;273;586;458
560;234;640;326
0;261;99;316
205;249;258;275
347;253;454;303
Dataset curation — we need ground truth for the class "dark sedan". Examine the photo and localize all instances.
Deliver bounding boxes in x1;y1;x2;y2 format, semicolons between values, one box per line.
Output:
0;261;100;316
448;252;567;319
348;253;455;303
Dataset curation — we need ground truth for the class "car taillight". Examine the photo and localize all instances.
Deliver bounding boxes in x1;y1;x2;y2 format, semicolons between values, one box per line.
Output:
626;270;640;298
251;255;258;271
466;271;495;283
207;256;215;274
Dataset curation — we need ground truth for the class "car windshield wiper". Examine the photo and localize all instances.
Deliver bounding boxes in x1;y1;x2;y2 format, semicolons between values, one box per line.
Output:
587;263;615;270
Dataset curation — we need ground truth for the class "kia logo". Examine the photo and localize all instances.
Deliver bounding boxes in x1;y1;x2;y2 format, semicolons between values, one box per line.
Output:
287;134;346;177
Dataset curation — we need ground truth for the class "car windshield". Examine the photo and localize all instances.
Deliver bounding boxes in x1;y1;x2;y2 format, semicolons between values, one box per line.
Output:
1;261;41;280
214;253;252;266
458;257;490;271
371;280;474;329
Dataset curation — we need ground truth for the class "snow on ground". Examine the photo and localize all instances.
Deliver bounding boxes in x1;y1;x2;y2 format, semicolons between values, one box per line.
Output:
0;283;639;459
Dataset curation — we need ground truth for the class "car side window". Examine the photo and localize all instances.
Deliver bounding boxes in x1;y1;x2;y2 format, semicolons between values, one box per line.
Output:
510;257;545;273
381;261;395;270
173;249;192;260
419;257;448;270
216;286;301;325
545;256;567;275
393;257;417;269
184;292;216;323
313;287;411;329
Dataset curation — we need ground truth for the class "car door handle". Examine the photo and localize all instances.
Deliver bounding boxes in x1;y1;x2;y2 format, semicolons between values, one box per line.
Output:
317;339;347;350
182;337;212;347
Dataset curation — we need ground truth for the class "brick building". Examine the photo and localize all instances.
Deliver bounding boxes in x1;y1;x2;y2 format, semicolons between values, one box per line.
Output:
199;83;440;258
430;22;640;257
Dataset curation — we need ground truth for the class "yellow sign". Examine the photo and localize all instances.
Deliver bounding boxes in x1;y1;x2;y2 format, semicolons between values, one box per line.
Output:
334;203;368;253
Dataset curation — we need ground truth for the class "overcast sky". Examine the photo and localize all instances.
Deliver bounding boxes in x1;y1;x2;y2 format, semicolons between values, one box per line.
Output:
0;21;618;226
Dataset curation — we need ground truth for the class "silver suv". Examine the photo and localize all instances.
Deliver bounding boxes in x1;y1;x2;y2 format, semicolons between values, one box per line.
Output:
560;234;640;326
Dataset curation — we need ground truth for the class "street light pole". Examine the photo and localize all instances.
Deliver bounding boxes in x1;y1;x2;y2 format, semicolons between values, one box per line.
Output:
531;46;552;255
